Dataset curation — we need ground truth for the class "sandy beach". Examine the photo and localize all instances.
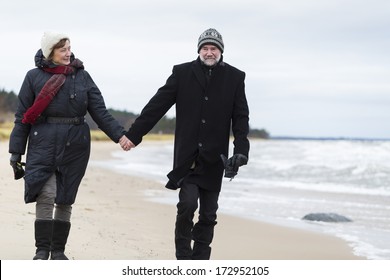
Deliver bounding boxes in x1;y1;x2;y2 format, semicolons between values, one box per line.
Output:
0;140;363;260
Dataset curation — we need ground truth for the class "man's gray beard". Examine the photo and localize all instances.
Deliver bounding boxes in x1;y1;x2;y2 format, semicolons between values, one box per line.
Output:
200;54;220;67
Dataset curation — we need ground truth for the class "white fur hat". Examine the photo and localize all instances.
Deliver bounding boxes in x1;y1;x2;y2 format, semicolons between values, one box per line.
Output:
41;32;69;58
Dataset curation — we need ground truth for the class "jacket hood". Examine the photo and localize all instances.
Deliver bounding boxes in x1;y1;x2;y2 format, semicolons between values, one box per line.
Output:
34;49;76;68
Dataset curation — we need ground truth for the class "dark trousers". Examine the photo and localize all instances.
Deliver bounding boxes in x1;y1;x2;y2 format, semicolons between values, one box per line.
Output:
175;181;219;260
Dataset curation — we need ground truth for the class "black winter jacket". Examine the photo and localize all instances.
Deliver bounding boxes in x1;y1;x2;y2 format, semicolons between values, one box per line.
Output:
125;57;250;192
9;50;124;204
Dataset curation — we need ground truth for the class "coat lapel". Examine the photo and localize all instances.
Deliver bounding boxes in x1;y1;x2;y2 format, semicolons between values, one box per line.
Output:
191;57;226;92
191;59;206;90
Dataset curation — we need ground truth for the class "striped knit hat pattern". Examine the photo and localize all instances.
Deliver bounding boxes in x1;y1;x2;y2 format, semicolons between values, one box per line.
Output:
197;28;224;53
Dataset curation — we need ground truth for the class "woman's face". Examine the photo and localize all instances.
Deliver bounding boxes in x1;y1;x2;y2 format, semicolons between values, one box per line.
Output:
52;40;71;65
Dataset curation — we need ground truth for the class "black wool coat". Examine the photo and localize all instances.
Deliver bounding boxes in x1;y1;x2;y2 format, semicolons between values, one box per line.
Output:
9;50;124;204
125;57;250;192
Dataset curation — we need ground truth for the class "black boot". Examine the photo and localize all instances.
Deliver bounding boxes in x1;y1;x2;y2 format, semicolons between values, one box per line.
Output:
192;242;212;260
191;220;216;260
50;220;71;260
33;219;53;260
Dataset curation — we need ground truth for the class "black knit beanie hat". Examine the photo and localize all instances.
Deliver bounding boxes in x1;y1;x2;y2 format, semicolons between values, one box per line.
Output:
197;28;224;53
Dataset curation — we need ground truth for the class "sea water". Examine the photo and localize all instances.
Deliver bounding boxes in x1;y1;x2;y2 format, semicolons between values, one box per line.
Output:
91;139;390;260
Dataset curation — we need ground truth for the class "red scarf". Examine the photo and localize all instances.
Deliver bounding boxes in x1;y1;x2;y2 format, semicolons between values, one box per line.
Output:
22;59;83;124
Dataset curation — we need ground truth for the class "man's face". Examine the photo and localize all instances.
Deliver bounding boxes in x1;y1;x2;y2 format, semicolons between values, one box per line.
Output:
199;44;221;67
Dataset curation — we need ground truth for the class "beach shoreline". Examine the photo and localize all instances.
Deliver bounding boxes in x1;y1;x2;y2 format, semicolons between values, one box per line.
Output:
0;140;363;260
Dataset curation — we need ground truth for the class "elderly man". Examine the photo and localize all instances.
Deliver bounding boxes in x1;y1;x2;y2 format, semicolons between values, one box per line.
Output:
121;28;250;260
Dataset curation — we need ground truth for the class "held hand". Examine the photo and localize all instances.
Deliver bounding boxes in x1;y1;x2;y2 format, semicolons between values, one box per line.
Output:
10;154;25;180
119;135;135;151
220;154;248;180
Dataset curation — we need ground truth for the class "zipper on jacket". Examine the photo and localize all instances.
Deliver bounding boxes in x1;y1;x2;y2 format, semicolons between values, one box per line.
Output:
70;74;76;99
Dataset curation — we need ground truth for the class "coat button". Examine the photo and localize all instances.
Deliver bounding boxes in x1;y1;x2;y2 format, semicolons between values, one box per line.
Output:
198;143;203;147
201;119;206;124
204;96;209;101
66;142;71;146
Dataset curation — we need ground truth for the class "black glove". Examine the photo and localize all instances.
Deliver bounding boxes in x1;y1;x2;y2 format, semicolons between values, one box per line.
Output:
220;154;248;180
10;154;25;180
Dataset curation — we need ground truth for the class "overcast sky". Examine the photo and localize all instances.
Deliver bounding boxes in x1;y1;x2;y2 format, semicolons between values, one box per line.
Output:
1;0;389;138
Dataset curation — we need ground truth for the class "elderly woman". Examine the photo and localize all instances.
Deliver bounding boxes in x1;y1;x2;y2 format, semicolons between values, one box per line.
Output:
9;32;129;260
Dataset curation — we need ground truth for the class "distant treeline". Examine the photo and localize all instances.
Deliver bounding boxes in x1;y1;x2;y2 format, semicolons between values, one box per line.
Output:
0;88;269;138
